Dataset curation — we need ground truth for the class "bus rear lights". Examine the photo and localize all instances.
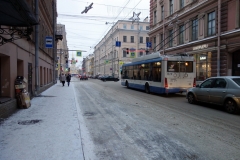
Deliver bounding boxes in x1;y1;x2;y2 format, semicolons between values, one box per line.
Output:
165;78;168;88
193;78;196;87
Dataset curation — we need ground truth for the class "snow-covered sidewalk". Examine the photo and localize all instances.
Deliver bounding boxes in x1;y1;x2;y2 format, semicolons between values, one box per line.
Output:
0;82;85;160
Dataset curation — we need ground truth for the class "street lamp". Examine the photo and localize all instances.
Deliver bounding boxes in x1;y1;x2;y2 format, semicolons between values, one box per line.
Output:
106;22;115;77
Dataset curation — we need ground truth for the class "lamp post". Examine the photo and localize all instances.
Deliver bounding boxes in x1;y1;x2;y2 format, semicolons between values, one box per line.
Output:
106;22;115;77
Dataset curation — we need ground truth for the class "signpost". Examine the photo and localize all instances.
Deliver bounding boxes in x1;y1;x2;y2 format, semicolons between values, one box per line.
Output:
115;41;121;47
146;42;152;48
76;51;82;57
45;36;53;48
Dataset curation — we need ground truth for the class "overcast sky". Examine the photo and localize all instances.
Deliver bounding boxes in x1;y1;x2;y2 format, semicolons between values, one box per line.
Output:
57;0;150;66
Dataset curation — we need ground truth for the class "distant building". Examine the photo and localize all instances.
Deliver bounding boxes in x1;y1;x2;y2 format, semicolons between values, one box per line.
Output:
93;20;150;77
56;24;69;75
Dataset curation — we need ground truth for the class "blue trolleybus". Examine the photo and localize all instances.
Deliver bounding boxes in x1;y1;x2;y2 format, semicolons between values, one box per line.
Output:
121;52;196;94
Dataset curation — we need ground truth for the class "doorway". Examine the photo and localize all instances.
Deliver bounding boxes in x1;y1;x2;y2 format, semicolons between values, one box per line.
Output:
232;51;240;76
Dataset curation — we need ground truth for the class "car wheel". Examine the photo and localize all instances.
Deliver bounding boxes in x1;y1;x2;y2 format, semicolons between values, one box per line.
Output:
103;79;106;82
187;93;196;104
145;84;150;94
126;81;129;88
224;99;239;114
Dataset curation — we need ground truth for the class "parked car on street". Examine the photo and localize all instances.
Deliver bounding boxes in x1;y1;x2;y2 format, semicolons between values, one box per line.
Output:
80;75;88;80
186;76;240;114
100;76;119;82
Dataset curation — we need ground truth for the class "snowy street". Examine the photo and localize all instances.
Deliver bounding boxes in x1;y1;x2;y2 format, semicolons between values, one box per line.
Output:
1;77;240;160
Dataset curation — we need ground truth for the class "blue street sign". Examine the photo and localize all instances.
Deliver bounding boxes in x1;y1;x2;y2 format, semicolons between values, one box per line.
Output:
45;36;53;48
115;41;121;47
146;42;152;48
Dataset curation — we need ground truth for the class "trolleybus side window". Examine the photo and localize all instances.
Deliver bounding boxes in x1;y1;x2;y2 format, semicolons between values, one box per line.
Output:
137;64;141;80
133;65;138;79
152;61;161;82
128;66;133;79
167;61;193;72
140;63;150;80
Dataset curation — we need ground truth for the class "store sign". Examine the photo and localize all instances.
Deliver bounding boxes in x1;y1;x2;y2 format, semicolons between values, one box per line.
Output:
200;56;206;60
193;44;208;51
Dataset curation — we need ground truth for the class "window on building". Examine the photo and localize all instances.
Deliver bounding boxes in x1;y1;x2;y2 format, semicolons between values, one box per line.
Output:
169;30;173;47
192;19;198;41
123;50;127;57
131;25;134;30
169;0;173;15
180;0;184;9
154;10;157;24
161;5;164;20
146;37;149;43
131;36;134;43
179;25;184;44
208;11;216;36
140;37;143;43
139;26;143;30
123;36;127;42
123;24;127;29
153;37;156;49
146;26;150;30
160;34;163;48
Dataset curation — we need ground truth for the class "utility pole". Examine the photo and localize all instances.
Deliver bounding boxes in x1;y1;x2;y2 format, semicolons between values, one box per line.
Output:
137;20;139;57
35;0;39;95
111;27;114;77
52;1;56;83
163;4;165;55
217;0;221;76
129;12;141;57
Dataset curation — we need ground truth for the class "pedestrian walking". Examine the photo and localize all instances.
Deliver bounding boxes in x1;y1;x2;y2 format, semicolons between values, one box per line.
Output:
66;73;71;86
60;73;66;86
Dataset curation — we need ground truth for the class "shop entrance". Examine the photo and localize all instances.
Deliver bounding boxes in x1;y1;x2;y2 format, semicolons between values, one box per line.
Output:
194;52;212;81
232;51;240;76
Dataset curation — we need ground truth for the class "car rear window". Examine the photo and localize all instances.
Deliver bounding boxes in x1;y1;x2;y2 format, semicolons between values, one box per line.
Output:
232;78;240;86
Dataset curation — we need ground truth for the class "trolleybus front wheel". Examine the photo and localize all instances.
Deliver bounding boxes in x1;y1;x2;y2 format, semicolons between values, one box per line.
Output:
126;81;129;88
145;84;150;94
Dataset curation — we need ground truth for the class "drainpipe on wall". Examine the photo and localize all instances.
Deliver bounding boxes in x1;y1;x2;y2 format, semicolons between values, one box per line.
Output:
217;0;221;76
52;1;56;84
35;0;39;95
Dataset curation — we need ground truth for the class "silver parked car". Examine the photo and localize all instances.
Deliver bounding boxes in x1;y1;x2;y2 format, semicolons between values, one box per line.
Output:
186;76;240;114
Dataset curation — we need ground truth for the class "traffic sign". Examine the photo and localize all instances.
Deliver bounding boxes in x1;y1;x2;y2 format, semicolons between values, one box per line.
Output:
146;42;152;48
115;41;121;47
76;51;82;57
45;36;53;48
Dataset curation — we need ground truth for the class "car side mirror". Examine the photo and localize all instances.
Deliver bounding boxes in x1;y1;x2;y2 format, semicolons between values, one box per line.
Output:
196;84;200;88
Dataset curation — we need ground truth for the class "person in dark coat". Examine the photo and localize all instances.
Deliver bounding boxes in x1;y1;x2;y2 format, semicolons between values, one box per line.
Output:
66;74;71;87
60;73;66;86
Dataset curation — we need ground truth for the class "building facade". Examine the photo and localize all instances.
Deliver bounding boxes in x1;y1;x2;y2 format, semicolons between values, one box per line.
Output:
93;20;150;78
56;24;69;76
84;54;94;76
0;0;57;118
149;0;240;82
